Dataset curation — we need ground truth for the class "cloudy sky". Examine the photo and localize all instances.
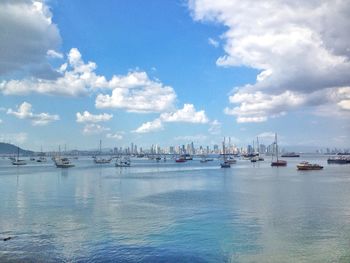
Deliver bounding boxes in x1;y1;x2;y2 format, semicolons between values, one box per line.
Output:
0;0;349;151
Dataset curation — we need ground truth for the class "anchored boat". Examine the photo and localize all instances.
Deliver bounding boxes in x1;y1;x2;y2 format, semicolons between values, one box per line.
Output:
297;161;323;170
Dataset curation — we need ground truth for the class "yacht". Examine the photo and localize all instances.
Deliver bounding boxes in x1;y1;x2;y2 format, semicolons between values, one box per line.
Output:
55;157;75;168
297;162;323;170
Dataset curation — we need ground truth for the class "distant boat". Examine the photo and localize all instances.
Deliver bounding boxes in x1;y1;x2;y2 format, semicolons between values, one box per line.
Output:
175;156;186;163
115;157;131;167
271;133;287;167
12;147;27;166
220;137;231;168
36;156;47;162
281;152;300;157
54;145;75;168
327;157;350;164
297;162;323;170
94;140;111;164
55;157;75;168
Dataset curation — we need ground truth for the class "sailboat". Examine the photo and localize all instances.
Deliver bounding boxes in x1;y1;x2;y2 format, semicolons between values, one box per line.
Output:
220;137;231;168
12;147;27;166
36;146;47;162
54;145;75;168
271;133;287;167
94;140;111;164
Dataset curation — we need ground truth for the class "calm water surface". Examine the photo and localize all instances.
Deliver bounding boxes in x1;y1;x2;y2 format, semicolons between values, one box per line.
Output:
1;155;350;262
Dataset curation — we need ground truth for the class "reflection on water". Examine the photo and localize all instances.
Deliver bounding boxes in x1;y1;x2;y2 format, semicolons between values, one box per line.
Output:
0;156;350;262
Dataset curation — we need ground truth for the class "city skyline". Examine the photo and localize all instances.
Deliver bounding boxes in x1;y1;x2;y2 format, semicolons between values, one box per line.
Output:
1;0;350;151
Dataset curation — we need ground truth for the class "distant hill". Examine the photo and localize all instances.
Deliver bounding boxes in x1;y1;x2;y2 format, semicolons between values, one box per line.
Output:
0;143;34;155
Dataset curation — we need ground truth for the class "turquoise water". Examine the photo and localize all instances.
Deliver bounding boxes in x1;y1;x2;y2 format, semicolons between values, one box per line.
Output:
1;156;350;262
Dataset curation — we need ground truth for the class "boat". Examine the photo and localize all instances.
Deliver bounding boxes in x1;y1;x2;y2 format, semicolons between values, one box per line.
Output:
220;137;231;168
175;156;186;163
297;161;323;170
327;156;350;164
55;157;75;168
281;152;300;157
12;147;27;166
115;157;131;167
155;156;162;161
54;145;75;168
94;140;112;164
36;156;47;162
271;133;287;167
30;157;36;161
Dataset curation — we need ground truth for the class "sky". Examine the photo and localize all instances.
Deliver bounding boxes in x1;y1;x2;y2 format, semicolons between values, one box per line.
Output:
0;0;349;151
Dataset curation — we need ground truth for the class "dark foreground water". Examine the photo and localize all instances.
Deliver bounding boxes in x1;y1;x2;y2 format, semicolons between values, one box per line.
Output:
0;155;350;262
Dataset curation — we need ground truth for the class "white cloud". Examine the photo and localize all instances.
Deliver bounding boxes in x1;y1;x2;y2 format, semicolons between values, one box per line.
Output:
95;71;177;113
160;104;209;123
47;49;63;59
76;111;113;123
106;132;123;140
208;37;219;48
174;134;208;143
0;0;61;77
132;118;163;134
7;102;59;126
1;48;178;114
82;123;110;135
189;0;350;122
208;120;221;135
133;104;210;133
257;132;275;140
224;91;301;122
0;132;27;144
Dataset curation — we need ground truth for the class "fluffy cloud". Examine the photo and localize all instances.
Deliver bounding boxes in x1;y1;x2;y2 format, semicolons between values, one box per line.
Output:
1;47;177;114
106;132;124;140
76;111;113;123
7;102;59;126
133;104;209;133
95;71;177;113
189;0;350;122
82;124;110;135
160;104;209;123
0;0;61;77
132;118;163;134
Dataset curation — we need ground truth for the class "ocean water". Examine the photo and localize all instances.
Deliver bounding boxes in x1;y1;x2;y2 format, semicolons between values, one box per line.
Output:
0;155;350;262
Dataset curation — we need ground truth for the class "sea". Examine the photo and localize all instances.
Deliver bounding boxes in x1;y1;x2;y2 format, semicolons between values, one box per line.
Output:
0;155;350;262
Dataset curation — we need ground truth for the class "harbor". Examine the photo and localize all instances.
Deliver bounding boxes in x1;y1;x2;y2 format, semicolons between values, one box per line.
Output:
1;154;350;262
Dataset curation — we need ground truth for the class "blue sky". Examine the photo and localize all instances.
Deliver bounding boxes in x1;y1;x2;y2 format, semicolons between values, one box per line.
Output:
0;0;349;151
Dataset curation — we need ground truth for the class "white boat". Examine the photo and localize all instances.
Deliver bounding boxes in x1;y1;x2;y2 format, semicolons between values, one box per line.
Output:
12;147;27;166
55;157;75;168
54;145;75;168
115;157;131;167
94;140;111;164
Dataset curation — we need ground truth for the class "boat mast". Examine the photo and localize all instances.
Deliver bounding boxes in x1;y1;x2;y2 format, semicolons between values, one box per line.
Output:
223;137;226;162
275;133;279;162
